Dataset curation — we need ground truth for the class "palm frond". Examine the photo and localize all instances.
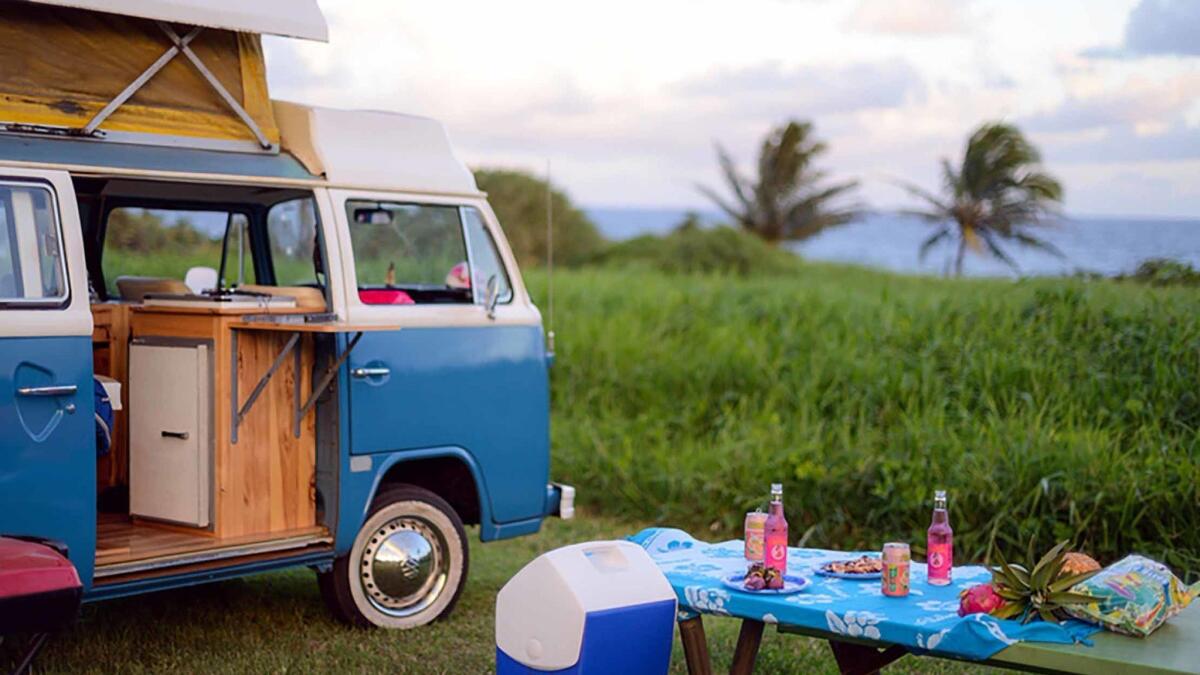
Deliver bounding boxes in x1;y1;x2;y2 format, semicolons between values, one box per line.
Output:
1011;231;1066;259
919;228;952;262
715;144;754;213
892;178;952;216
697;184;752;231
979;229;1020;273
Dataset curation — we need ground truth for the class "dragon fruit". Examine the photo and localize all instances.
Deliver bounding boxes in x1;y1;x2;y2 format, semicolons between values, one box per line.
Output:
959;583;1006;616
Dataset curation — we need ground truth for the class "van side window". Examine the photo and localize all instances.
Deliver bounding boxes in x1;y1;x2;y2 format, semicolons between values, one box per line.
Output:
0;183;65;304
346;200;471;305
462;207;512;305
103;207;247;297
267;198;321;286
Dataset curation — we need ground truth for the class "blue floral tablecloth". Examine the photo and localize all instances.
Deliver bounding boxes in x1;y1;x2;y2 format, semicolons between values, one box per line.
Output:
630;528;1100;662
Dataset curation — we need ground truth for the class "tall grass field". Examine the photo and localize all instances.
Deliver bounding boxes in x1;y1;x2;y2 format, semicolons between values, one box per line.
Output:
532;265;1200;579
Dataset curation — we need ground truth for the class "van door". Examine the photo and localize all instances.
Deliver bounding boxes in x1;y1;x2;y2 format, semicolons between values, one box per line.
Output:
0;169;96;588
330;192;550;525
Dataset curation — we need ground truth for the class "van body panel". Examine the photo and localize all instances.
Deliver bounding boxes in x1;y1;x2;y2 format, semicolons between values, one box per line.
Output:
0;169;96;589
334;445;498;555
345;326;550;524
0;335;96;588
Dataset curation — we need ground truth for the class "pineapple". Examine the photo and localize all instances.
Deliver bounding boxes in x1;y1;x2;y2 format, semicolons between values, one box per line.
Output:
1060;551;1101;576
989;540;1101;624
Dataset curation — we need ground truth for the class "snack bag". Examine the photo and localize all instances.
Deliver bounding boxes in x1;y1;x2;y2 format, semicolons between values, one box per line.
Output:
1065;555;1200;637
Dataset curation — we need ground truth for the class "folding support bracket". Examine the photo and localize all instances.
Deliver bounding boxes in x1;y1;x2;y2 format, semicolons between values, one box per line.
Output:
295;332;363;437
79;21;272;150
230;328;364;445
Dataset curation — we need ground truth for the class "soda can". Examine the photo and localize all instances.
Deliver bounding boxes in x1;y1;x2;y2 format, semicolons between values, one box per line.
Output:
744;511;767;562
882;542;911;597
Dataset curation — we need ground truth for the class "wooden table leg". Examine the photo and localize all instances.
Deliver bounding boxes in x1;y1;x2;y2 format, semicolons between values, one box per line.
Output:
730;619;765;675
678;616;713;675
828;640;908;675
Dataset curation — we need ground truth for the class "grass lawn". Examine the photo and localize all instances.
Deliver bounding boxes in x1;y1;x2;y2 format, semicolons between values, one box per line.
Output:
5;514;998;674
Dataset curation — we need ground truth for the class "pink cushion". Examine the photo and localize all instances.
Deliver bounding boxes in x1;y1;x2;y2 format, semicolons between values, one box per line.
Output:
359;289;415;305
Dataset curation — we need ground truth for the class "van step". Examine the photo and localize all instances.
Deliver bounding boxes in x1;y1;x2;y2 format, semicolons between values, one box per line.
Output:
94;532;332;579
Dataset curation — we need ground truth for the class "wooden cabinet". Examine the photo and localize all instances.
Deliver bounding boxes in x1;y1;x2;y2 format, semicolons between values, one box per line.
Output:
129;306;317;539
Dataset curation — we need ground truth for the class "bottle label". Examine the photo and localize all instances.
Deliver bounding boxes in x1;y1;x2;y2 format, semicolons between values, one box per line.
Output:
765;536;787;572
927;542;952;580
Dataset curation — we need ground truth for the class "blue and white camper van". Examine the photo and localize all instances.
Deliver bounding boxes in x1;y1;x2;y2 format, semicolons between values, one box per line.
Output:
0;0;571;637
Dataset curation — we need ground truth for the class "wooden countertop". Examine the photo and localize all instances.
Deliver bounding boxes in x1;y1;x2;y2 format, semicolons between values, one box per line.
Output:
130;304;313;316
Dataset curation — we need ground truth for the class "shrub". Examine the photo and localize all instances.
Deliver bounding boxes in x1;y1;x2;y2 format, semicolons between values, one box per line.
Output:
591;226;799;276
473;168;605;268
1119;258;1200;287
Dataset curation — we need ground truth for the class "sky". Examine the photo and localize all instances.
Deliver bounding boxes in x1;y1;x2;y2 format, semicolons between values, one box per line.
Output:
264;0;1200;217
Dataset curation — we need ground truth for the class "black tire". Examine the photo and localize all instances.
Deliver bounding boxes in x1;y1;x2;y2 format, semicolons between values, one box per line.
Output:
319;484;469;629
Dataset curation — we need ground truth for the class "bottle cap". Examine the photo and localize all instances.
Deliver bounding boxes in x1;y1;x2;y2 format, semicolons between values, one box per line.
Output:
771;483;782;493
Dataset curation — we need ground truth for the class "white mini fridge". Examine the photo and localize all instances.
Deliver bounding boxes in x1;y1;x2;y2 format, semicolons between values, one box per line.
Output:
129;339;213;528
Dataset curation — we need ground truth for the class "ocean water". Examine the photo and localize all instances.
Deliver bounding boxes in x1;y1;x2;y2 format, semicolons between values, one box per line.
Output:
586;208;1200;277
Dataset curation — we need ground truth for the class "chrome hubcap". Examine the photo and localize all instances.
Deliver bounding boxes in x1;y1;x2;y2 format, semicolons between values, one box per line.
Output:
360;517;448;617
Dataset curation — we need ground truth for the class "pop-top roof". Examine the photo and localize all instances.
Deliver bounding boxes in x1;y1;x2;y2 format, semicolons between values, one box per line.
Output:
274;101;481;196
23;0;329;42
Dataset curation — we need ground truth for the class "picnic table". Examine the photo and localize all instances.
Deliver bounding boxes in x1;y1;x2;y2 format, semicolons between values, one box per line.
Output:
631;528;1200;675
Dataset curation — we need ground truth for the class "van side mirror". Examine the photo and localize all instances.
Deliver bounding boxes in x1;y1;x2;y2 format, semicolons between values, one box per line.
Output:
483;274;500;320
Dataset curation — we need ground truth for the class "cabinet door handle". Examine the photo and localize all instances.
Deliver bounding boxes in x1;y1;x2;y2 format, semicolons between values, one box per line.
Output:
161;430;190;440
17;384;78;397
351;367;390;379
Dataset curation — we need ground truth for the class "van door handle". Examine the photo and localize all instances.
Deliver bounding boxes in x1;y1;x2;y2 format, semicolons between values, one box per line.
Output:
17;384;78;397
351;367;390;379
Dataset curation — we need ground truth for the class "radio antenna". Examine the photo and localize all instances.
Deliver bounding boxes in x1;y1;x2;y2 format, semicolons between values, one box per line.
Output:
546;158;555;359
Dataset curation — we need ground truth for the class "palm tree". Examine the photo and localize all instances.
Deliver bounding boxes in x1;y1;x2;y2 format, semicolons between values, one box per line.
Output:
902;122;1064;276
699;120;861;245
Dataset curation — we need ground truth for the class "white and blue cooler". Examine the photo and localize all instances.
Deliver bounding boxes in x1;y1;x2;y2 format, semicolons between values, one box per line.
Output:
496;540;677;674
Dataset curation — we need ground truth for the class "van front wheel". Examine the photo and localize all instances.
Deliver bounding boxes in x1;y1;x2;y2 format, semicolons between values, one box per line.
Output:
318;485;468;629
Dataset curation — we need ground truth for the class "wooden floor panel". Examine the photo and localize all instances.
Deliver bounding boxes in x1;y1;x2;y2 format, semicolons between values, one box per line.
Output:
95;514;326;568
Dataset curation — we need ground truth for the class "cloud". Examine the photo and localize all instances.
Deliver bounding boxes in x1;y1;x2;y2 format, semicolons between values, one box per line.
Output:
1022;72;1200;132
843;0;967;36
673;61;927;117
1083;0;1200;58
1038;124;1200;165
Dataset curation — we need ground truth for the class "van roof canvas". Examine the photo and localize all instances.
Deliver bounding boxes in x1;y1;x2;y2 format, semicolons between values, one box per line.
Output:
22;0;329;41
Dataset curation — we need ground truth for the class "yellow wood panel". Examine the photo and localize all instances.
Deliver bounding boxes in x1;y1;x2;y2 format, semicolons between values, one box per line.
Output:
220;320;317;538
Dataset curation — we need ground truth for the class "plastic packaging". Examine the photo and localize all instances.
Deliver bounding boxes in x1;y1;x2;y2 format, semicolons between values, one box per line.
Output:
1065;555;1200;637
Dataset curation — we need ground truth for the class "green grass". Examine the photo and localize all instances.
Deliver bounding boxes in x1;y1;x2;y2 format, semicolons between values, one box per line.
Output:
2;515;995;674
533;265;1200;579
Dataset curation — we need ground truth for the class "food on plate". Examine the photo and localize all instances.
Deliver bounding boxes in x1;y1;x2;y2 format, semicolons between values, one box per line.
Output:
822;555;884;575
744;562;783;590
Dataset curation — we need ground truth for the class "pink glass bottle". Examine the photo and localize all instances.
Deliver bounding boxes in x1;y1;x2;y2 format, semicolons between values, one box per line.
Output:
926;489;953;586
764;483;788;587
